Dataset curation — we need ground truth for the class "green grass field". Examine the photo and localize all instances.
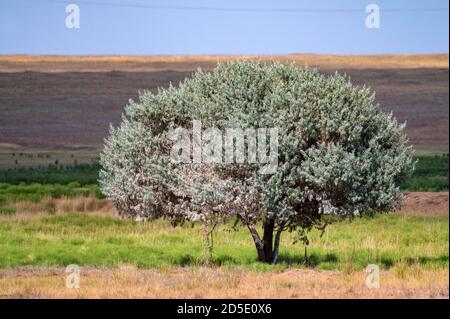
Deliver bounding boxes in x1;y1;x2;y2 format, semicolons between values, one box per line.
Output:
0;182;101;205
0;163;100;186
0;153;447;273
0;213;447;271
401;154;449;192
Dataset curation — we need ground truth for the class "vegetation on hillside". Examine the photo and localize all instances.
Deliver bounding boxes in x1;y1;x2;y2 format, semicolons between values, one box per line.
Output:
0;154;446;208
400;154;449;192
0;163;100;185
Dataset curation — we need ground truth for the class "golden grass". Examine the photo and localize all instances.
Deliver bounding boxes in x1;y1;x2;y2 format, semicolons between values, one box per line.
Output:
0;196;113;222
0;266;447;298
0;54;447;72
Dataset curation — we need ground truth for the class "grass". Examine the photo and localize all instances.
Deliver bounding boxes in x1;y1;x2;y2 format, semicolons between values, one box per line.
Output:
0;164;102;208
0;153;446;273
0;164;100;185
0;267;447;298
0;213;447;271
0;207;16;215
401;154;449;192
0;196;110;217
0;183;102;205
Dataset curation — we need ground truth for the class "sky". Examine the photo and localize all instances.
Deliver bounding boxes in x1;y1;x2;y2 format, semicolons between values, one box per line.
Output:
0;0;448;55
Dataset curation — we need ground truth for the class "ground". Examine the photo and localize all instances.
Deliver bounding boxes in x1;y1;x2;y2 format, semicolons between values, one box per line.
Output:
401;192;449;215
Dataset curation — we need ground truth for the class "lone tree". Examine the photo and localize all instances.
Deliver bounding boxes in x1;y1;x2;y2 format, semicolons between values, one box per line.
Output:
100;61;414;264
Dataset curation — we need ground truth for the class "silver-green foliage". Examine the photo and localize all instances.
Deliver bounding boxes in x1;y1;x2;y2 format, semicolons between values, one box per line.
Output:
99;61;414;263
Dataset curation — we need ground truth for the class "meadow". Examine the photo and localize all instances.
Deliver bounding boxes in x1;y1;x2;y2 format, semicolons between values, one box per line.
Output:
0;153;447;298
0;209;447;298
401;154;449;192
0;212;448;271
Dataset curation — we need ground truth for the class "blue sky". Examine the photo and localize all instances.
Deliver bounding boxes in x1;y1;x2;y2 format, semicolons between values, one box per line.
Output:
0;0;448;55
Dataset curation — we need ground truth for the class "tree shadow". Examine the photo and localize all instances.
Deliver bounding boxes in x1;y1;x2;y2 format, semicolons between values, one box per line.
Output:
213;255;238;266
178;254;196;266
277;253;449;269
277;252;338;267
176;254;238;267
379;254;449;268
174;253;448;269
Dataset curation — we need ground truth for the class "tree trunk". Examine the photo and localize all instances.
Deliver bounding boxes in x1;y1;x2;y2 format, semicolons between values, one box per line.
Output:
262;218;275;263
272;224;284;264
246;223;266;262
246;218;283;264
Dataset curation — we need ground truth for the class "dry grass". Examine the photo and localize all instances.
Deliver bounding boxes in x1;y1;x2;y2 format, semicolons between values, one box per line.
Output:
0;266;447;299
0;54;447;72
0;196;113;222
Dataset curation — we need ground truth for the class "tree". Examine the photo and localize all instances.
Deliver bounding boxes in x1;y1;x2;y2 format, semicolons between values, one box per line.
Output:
99;61;414;264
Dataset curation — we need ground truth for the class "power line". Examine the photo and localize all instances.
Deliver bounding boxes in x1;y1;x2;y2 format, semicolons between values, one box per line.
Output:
22;0;450;13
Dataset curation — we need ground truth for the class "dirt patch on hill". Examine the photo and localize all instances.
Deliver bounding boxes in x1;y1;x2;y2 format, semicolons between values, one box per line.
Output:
399;192;449;215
